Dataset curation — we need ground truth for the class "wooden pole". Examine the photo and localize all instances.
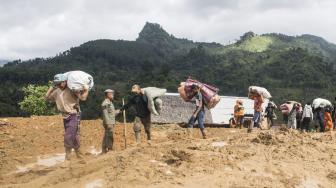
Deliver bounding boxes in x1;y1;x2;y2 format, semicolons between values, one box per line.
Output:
122;98;127;149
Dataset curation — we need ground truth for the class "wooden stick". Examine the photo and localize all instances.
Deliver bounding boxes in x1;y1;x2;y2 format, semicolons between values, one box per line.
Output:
122;98;127;149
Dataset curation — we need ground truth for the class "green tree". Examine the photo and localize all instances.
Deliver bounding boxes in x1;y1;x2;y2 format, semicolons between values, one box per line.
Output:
19;84;56;115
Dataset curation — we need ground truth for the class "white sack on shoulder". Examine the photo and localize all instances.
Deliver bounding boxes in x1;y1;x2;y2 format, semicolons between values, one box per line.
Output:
64;71;94;91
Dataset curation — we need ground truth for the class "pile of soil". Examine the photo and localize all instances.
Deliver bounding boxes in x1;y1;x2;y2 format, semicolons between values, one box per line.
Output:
1;116;336;188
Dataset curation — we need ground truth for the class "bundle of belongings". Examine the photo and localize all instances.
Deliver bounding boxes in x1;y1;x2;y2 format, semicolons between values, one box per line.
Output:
142;87;167;115
248;86;272;99
312;98;332;109
178;78;220;109
62;71;94;91
280;101;302;114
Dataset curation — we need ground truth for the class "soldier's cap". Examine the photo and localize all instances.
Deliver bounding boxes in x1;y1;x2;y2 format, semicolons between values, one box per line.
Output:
104;89;114;93
53;74;67;84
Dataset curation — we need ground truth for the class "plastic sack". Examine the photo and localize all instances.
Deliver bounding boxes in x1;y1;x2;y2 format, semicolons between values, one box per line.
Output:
178;82;190;102
312;98;332;109
280;101;301;114
142;87;167;115
178;78;220;109
248;86;271;99
64;71;94;91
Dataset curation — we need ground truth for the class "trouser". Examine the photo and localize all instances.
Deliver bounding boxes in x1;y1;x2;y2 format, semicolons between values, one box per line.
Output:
134;115;151;142
188;110;205;130
236;115;244;128
297;119;301;130
267;116;274;127
283;114;288;124
249;111;261;130
302;117;311;131
317;111;324;132
288;117;297;129
63;113;81;160
102;125;114;153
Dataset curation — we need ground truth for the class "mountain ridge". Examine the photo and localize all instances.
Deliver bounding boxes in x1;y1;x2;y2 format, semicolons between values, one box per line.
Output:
0;22;336;119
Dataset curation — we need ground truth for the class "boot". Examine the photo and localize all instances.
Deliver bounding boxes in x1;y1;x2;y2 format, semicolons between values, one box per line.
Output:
201;129;207;139
135;132;141;145
187;128;193;138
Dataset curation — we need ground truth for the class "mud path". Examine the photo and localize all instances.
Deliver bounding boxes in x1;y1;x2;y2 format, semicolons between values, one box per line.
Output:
1;116;336;188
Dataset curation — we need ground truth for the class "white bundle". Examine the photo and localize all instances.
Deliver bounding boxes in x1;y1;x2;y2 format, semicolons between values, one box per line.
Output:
312;98;332;109
142;87;167;115
64;71;94;91
248;86;272;99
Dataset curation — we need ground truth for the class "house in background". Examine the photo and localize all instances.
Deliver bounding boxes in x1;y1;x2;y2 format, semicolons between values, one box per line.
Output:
152;93;269;125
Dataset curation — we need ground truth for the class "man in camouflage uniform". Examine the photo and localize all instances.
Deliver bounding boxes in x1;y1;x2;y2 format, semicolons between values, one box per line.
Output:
101;89;118;153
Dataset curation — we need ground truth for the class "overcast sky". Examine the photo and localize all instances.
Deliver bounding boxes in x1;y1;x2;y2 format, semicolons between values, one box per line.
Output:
0;0;335;60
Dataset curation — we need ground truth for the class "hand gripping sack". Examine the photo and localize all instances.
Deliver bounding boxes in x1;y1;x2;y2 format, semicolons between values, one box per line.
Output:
142;87;167;115
64;71;94;91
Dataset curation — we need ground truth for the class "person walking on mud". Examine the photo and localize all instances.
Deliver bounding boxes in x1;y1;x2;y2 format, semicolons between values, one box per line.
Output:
301;102;313;132
288;103;298;129
248;93;264;133
101;89;119;153
119;85;152;145
314;107;325;132
265;100;277;127
234;100;245;128
45;74;89;167
187;84;207;139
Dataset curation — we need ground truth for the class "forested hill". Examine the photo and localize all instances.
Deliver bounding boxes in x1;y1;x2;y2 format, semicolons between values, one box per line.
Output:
1;22;336;119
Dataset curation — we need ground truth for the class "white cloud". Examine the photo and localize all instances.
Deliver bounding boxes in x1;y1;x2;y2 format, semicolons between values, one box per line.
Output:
0;0;335;60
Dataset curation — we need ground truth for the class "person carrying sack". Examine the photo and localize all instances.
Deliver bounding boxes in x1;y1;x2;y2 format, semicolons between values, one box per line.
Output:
248;93;264;133
45;73;89;168
119;85;152;145
187;84;206;139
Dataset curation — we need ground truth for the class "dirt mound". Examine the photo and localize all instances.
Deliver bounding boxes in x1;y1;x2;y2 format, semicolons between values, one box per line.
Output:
252;132;277;145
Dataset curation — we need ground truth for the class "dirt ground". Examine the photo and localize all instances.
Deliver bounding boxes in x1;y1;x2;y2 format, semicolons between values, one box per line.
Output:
1;116;336;188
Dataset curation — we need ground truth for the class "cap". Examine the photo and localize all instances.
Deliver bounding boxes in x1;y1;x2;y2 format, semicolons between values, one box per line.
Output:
53;74;67;84
104;89;114;93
